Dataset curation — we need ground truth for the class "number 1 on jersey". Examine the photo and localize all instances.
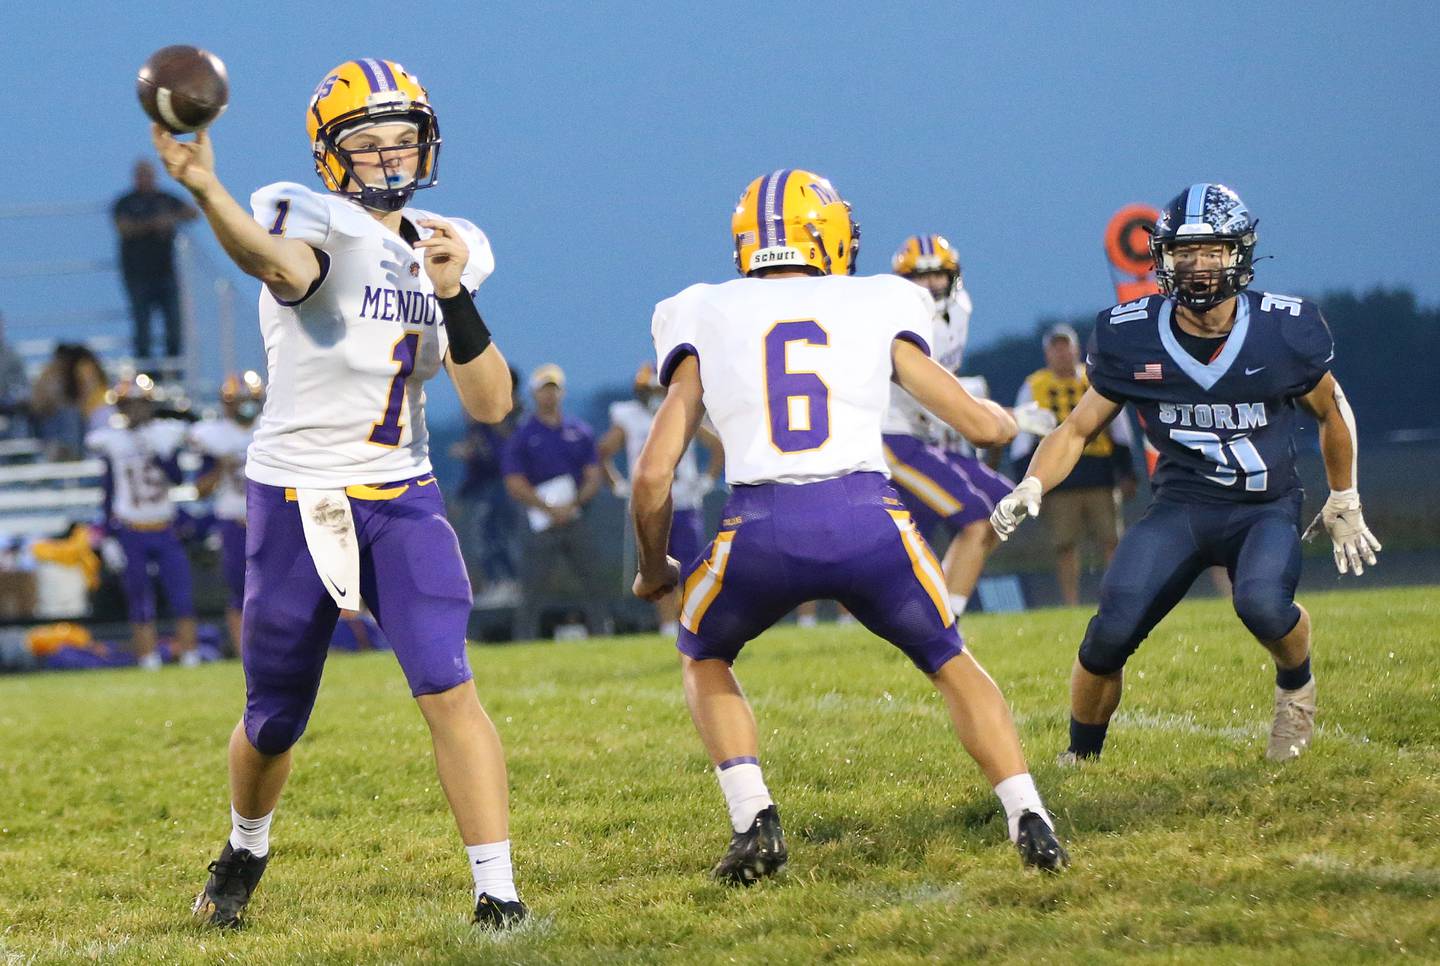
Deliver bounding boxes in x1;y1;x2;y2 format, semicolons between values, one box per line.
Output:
764;319;830;453
369;332;420;447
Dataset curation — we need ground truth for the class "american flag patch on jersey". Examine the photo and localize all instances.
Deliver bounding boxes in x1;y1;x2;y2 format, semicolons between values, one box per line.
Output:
1133;363;1163;381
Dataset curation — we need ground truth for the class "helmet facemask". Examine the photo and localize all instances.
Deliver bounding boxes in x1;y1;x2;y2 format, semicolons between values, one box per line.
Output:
314;105;441;213
1154;236;1255;311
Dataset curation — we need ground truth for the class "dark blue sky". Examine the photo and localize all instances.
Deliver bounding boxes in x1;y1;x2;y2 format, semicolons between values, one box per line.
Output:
4;2;1436;425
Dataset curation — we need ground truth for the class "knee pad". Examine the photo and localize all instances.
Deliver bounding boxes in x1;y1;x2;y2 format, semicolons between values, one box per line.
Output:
1077;613;1141;676
1233;584;1301;643
245;706;312;756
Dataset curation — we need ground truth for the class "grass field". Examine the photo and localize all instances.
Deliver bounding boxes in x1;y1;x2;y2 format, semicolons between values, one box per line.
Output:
2;587;1437;964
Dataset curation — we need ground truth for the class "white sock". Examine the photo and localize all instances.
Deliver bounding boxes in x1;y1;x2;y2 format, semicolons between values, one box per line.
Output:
993;773;1050;843
796;613;818;628
466;840;518;902
949;593;969;616
659;620;679;637
717;760;773;833
229;806;273;858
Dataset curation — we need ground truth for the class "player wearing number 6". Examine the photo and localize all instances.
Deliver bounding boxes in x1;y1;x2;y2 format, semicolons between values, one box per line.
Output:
150;58;527;929
633;169;1068;885
991;183;1380;764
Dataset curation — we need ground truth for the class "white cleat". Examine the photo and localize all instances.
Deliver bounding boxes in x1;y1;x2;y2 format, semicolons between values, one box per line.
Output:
138;651;163;671
1266;678;1316;762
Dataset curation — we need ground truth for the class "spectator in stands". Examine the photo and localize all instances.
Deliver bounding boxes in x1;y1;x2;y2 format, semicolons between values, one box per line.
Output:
112;160;196;365
451;367;523;607
502;363;610;640
0;311;29;437
29;344;110;461
87;374;198;669
1011;325;1137;606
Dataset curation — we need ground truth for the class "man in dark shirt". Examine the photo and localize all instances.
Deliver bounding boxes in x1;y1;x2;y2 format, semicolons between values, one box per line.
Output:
502;363;609;640
112;160;196;362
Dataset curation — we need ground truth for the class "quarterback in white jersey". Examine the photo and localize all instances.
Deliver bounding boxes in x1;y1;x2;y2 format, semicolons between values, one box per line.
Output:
86;375;198;668
599;362;723;635
633;168;1067;884
152;57;526;929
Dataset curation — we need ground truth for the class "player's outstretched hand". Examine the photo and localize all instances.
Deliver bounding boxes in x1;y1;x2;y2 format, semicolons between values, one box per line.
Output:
1303;488;1382;576
151;123;216;196
1013;401;1058;438
990;476;1043;541
633;557;681;602
415;219;468;299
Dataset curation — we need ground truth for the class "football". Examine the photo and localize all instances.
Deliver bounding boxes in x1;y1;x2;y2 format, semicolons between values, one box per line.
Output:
136;45;229;134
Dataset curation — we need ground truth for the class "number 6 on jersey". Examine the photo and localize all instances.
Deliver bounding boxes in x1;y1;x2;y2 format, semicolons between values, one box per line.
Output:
764;319;830;452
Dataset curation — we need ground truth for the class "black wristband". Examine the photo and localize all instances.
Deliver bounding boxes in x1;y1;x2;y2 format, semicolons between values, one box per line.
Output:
438;289;493;365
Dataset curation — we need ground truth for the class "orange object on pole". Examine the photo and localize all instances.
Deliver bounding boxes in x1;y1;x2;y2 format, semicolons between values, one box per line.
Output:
1105;205;1163;476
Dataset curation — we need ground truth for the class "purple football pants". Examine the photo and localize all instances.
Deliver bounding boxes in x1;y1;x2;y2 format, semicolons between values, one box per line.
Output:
676;472;963;674
116;524;195;622
241;475;473;755
218;518;246;610
882;433;1014;535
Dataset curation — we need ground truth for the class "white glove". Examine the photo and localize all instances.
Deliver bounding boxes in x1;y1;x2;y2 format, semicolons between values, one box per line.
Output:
1302;488;1381;576
1013;402;1058;438
990;476;1044;541
694;474;717;499
610;478;631;500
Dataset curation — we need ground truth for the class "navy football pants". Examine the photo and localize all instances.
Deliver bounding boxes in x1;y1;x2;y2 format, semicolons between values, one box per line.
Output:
1078;492;1304;675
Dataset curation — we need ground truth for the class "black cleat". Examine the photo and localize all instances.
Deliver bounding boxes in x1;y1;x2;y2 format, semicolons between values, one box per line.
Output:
711;805;788;885
1015;810;1069;873
192;842;269;928
473;892;529;930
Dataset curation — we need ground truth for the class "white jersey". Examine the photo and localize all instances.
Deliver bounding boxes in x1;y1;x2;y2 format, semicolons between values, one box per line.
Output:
245;182;494;488
189;417;254;521
85;419;188;527
608;399;707;509
652;274;935;486
883;287;972;440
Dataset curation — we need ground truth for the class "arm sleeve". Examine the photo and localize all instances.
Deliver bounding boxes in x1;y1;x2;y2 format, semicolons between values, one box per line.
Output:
1084;314;1130;403
653;294;701;387
893;281;936;356
1283;302;1336;396
1009;377;1037;462
249;182;332;246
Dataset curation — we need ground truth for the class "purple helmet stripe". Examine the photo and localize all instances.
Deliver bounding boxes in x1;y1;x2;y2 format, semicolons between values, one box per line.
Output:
918;234;931;256
362;58;392;92
760;169;783;247
756;172;773;248
770;169;792;247
354;59;382;93
377;59;399;90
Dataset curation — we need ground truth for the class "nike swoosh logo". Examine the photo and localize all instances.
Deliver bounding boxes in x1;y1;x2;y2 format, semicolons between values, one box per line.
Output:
1245;367;1266;375
324;575;348;597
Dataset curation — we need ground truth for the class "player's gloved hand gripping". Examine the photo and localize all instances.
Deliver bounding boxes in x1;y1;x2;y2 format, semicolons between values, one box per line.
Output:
1302;488;1381;576
990;476;1044;541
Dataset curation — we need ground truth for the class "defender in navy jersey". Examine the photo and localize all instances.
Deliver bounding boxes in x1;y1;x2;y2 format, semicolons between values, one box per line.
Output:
991;183;1381;763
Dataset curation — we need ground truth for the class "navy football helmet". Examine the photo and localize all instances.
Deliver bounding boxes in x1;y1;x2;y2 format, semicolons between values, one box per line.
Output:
1151;183;1258;310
